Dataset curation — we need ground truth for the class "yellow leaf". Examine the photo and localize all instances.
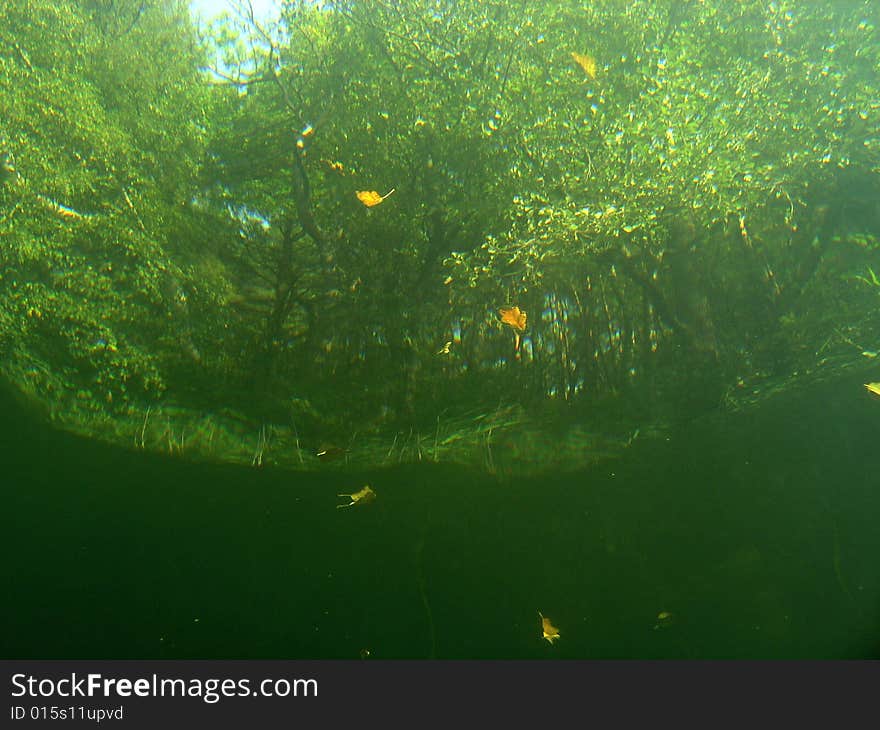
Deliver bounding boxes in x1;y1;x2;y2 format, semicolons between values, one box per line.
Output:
337;485;376;509
539;612;560;644
356;190;383;206
356;188;396;207
865;382;880;396
571;51;598;80
499;305;527;332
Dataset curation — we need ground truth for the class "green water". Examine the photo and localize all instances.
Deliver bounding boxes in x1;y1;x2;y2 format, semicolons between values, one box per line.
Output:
3;373;877;659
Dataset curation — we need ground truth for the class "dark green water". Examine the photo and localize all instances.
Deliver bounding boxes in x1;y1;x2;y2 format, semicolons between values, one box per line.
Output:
2;373;878;659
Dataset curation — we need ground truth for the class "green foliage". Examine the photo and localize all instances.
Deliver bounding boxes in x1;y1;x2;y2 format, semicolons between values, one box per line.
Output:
0;0;225;412
1;0;879;470
201;0;879;420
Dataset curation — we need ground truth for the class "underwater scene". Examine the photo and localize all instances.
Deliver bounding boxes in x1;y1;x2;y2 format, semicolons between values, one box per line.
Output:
1;0;879;659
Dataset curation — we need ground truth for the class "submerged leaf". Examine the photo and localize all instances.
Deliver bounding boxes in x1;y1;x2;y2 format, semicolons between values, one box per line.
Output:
539;612;560;644
337;485;377;509
865;383;880;396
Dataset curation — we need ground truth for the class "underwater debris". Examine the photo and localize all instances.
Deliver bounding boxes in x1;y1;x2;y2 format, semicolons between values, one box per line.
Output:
571;51;598;79
539;612;560;644
316;444;347;462
337;485;376;509
356;189;396;207
653;611;674;630
436;341;452;355
864;383;880;397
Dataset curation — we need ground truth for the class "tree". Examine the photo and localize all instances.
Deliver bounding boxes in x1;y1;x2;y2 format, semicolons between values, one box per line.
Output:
2;0;878;472
204;0;880;429
0;0;227;419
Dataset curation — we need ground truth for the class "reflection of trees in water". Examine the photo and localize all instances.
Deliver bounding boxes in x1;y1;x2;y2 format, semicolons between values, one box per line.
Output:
2;0;879;464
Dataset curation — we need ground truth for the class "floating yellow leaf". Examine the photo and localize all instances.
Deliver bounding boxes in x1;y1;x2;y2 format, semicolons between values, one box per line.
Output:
337;485;376;509
355;190;383;206
571;51;598;80
499;305;527;332
356;188;396;207
539;612;560;644
865;382;880;396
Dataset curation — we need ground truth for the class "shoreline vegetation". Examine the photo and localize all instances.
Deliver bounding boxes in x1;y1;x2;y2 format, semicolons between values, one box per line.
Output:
5;343;875;478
